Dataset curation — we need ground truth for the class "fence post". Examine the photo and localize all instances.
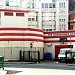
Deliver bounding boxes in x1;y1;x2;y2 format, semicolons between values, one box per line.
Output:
38;51;40;63
20;50;24;61
70;52;73;64
29;50;30;62
23;51;24;61
20;50;21;61
65;51;67;64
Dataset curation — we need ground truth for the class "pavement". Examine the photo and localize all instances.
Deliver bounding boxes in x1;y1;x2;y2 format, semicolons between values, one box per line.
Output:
0;61;75;75
4;67;75;75
0;69;7;75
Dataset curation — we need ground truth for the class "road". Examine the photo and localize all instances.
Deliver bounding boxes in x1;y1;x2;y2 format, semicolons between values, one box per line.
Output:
4;61;75;70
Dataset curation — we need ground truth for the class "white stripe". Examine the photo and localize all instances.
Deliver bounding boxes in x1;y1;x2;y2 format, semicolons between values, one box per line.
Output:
0;36;44;39
0;30;44;35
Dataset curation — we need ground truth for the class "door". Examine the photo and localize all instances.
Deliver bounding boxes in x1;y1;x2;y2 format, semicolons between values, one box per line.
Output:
4;47;12;61
12;47;22;60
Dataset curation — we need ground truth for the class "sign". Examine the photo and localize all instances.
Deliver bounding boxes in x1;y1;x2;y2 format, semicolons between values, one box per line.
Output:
60;38;67;42
30;43;33;48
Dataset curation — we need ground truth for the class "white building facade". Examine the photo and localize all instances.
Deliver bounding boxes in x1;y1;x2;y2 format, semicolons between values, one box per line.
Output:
0;0;71;61
0;0;69;31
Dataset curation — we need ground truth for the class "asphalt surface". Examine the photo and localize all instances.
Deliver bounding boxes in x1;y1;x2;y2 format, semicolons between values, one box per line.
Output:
4;61;75;70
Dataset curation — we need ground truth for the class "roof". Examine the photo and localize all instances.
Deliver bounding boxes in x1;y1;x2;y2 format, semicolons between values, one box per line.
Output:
0;9;29;12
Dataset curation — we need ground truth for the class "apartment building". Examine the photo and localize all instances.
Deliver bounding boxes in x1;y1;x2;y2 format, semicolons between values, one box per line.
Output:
0;0;70;61
0;0;68;31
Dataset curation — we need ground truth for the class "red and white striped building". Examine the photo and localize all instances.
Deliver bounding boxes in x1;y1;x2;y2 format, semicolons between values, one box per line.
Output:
0;9;75;61
0;9;44;61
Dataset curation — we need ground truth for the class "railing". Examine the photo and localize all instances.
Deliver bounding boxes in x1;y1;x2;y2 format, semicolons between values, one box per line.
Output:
65;51;75;64
20;50;40;62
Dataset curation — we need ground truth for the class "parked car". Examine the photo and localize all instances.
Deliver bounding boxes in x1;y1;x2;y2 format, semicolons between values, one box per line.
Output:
58;48;71;62
58;48;75;62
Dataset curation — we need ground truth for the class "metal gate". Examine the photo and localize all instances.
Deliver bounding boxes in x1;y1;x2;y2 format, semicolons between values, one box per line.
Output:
20;50;40;62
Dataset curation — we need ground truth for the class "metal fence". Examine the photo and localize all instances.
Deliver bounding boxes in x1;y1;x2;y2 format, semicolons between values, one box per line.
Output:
20;50;40;62
65;51;75;64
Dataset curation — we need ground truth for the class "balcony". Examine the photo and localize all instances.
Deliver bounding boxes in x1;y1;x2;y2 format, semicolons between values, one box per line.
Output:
28;21;38;25
42;21;55;25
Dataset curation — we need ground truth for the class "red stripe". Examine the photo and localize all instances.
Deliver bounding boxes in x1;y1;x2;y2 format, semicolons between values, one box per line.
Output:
44;35;75;38
0;33;44;37
44;40;75;43
0;28;44;33
0;9;29;12
44;40;59;43
0;38;44;42
44;30;75;34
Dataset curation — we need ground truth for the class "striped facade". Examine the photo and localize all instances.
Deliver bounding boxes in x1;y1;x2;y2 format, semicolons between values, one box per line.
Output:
0;28;44;61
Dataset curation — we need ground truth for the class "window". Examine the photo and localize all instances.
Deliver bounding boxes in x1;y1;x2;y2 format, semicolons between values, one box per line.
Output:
63;19;65;21
42;3;55;8
59;25;66;30
16;13;24;16
73;25;75;29
42;3;44;8
28;18;35;21
16;0;21;2
0;2;2;6
52;0;55;2
59;3;66;8
53;4;55;8
42;29;52;31
45;3;48;8
46;29;52;31
49;3;52;8
4;12;13;16
64;3;65;8
59;19;65;21
59;3;61;8
42;25;53;31
6;0;9;6
36;16;38;21
28;18;31;21
46;29;48;31
32;18;35;21
9;0;21;7
59;19;61;21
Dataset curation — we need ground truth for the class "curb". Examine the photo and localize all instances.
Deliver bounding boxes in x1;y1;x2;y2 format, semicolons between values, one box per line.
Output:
4;62;36;64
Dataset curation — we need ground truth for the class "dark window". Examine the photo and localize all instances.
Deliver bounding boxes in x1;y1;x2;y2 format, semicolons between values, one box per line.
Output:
49;3;52;8
42;3;44;8
6;0;9;6
32;18;35;21
36;16;38;21
4;12;13;16
53;4;55;8
46;29;48;31
45;3;48;8
64;3;65;8
16;13;24;16
28;18;31;21
49;29;52;31
68;45;73;48
52;0;55;2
